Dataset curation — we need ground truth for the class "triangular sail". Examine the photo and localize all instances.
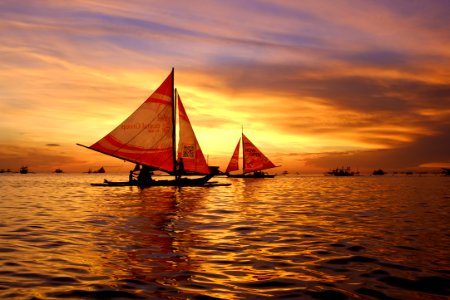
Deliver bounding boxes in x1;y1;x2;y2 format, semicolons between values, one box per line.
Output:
89;70;174;173
242;133;276;173
225;138;240;173
177;94;210;174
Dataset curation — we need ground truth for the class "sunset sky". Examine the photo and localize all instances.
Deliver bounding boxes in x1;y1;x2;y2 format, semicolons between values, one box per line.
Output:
1;0;449;173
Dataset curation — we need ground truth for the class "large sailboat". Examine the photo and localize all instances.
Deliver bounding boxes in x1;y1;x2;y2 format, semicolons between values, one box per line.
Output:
225;132;278;178
78;68;223;187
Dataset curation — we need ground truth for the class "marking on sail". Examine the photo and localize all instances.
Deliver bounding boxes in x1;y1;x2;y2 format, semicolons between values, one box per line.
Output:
182;145;195;158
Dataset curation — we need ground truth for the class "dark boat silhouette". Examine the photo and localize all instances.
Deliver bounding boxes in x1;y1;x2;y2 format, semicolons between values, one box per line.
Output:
326;166;358;176
86;167;105;173
372;169;385;175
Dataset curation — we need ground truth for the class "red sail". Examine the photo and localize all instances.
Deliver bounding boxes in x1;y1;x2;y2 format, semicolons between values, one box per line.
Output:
177;94;210;174
242;133;276;173
225;139;240;173
89;70;174;173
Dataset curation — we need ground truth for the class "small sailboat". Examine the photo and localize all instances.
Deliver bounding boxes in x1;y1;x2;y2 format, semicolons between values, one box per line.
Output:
326;166;358;176
225;132;278;178
78;68;223;187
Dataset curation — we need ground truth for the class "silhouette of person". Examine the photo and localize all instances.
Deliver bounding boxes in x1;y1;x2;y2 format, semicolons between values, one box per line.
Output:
178;158;184;175
137;165;153;187
129;164;141;184
129;170;134;182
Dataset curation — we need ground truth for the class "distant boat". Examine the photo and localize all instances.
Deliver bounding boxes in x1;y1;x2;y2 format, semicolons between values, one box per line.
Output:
86;167;105;173
95;167;105;173
19;166;28;174
326;166;358;176
442;168;450;176
54;168;64;173
225;132;278;178
372;169;385;175
78;69;224;187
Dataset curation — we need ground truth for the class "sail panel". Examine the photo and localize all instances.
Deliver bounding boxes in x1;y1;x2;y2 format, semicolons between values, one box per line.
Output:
242;133;276;173
90;70;174;172
225;139;240;173
177;95;210;174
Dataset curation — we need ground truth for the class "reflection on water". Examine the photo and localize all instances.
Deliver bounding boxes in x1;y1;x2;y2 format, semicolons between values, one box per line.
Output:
0;174;449;299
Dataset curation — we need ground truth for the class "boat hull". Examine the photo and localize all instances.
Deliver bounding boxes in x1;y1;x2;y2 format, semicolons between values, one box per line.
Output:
91;181;135;187
139;174;214;187
92;181;230;187
91;174;230;187
92;182;230;187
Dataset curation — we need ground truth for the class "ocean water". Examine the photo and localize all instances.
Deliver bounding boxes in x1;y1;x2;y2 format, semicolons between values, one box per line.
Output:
0;173;449;300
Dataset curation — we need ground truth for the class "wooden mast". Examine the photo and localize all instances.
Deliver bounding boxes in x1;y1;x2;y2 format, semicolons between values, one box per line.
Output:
172;67;177;175
241;124;245;175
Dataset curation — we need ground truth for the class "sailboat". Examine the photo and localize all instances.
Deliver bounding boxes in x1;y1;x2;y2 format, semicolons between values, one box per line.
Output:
78;68;224;187
225;132;278;178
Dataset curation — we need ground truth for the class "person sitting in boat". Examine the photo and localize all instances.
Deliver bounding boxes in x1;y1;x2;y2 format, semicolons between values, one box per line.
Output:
137;165;154;186
175;158;185;184
129;164;141;183
129;170;135;183
178;158;185;175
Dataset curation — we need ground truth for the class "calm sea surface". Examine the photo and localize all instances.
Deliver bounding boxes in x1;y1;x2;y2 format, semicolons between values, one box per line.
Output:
0;173;449;299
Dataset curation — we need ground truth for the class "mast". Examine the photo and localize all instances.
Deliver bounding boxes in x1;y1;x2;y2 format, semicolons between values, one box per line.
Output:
241;125;245;175
171;68;177;175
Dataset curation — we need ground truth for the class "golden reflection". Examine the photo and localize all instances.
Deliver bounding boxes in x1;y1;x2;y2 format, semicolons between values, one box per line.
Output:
1;174;448;299
171;179;344;298
87;186;223;297
98;189;183;272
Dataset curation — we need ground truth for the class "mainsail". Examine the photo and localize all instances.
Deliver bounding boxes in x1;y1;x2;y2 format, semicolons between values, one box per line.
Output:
88;71;174;173
177;94;210;174
82;69;210;176
225;139;240;173
242;134;276;173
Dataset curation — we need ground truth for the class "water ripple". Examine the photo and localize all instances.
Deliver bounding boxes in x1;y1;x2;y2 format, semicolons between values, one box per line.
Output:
0;174;449;299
